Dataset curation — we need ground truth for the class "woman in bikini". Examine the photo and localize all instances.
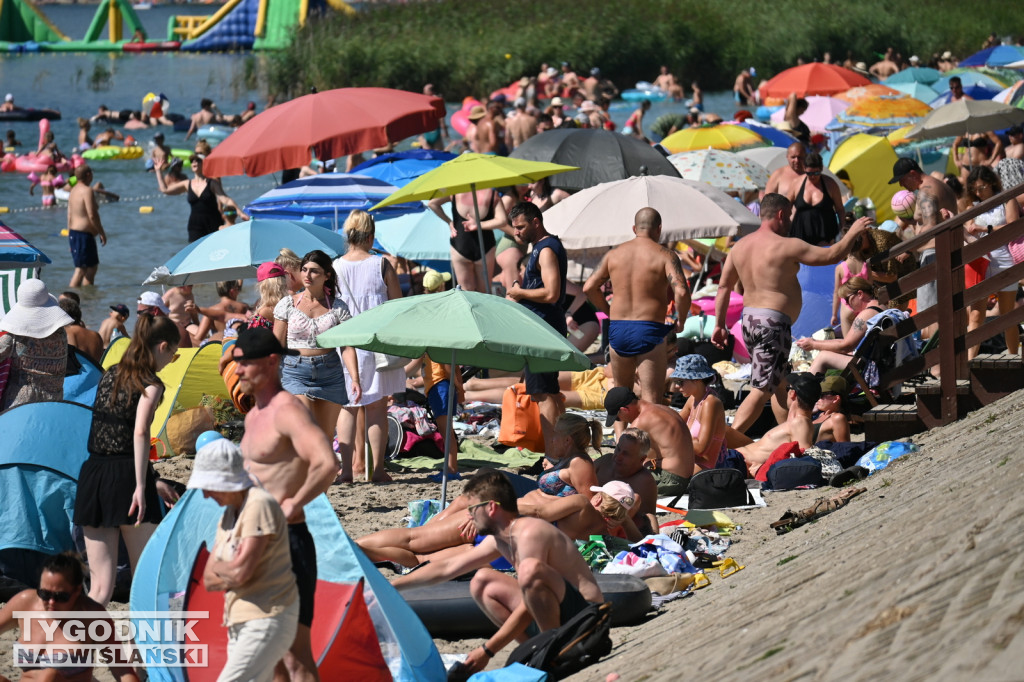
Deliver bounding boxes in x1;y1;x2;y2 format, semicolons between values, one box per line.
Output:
273;250;361;441
811;374;851;443
428;188;508;293
671;355;727;472
520;413;602;506
795;277;885;375
28;164;64;208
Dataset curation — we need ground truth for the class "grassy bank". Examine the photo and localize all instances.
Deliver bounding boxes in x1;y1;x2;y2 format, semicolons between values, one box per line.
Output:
267;0;1020;99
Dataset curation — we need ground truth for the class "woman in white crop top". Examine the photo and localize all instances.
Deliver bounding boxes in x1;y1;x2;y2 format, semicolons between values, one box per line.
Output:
273;249;361;441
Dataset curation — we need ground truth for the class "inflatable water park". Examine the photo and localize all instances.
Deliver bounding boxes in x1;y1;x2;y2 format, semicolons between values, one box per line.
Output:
0;0;355;52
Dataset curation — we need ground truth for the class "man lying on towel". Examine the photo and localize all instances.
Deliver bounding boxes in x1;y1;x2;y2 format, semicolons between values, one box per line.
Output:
393;470;603;675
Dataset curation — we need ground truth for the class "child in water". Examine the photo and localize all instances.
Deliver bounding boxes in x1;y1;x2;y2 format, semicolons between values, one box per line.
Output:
28;164;65;208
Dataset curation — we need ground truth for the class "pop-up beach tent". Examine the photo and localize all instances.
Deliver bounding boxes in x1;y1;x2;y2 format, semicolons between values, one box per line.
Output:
0;220;50;318
130;491;445;681
103;339;229;455
0;401;91;590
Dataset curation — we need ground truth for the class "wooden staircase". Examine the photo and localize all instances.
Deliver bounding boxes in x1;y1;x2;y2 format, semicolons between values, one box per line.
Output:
862;352;1023;441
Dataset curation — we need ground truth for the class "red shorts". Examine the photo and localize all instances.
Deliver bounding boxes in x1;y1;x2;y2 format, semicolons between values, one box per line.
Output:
965;257;988;288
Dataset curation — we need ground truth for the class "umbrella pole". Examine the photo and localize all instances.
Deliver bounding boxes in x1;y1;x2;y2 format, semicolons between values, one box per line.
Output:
470;183;491;294
440;349;458;509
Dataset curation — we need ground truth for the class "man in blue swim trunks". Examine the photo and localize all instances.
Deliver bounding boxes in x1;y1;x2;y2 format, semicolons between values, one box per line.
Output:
712;193;871;434
585;207;690;407
67;165;107;287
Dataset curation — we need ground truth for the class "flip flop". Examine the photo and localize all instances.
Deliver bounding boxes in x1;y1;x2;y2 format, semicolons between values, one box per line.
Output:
428;471;462;483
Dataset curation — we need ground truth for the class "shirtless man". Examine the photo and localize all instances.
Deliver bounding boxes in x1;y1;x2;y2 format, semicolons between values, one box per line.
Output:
584;208;691;405
947;76;972;102
559;62;581;99
712;194;870;434
1004;125;1024;160
733;69;756;105
888;158;958;324
163;284;198;348
67;165;107;287
0;553;140;682
727;372;819;477
505;98;537;150
869;48;899;79
654;66;683;101
98;304;129;348
150;131;171;170
0;93;14;113
604;387;695;496
764;142;807;203
232;327;340;682
195;280;250;343
393;471;603;676
467;105;496;154
185;98;220;140
59;298;103;363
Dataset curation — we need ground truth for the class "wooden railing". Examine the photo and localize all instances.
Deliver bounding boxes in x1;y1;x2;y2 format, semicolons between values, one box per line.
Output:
870;181;1024;424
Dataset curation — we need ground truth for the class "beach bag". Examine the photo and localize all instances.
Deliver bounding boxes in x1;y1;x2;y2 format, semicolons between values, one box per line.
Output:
765;457;825;490
386;414;445;461
688;469;753;509
498;383;544;453
505;602;613;680
165;406;215;455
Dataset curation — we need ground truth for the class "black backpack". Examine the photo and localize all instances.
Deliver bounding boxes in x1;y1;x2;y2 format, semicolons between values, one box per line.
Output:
765;457;825;491
688;469;754;509
504;602;613;680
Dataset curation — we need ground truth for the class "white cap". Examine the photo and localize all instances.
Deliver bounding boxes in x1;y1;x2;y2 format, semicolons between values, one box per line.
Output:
188;439;253;492
138;290;171;315
4;94;12;102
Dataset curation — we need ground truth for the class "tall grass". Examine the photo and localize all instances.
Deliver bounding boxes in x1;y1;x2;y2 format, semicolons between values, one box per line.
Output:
266;0;1019;99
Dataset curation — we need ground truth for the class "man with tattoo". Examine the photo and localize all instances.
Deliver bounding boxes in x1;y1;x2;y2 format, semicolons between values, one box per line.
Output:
585;207;691;406
888;158;958;327
712;194;871;433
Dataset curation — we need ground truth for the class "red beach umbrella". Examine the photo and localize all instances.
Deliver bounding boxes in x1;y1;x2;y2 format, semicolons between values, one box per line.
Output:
203;87;446;178
759;63;871;99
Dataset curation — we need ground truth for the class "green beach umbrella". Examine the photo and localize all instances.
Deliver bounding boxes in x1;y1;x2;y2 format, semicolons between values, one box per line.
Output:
370;153;578;291
317;287;590;506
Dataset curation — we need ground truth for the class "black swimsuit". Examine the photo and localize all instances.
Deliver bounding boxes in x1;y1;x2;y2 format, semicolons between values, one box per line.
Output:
450;197;497;261
186;180;221;243
790;177;840;245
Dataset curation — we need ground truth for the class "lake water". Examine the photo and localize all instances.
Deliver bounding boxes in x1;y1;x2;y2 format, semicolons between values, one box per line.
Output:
1;4;740;331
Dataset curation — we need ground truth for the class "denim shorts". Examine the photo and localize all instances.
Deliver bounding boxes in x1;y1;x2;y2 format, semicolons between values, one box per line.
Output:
280;352;348;405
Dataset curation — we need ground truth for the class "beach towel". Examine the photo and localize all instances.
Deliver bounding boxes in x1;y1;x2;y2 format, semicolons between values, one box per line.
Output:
387;440;540;473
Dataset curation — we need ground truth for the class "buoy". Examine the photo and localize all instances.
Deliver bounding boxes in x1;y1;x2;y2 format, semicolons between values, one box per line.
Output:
0;207;8;214
60;229;68;236
139;206;153;214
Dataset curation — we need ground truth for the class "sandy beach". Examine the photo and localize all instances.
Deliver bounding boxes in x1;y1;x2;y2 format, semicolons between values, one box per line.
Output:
5;386;1021;681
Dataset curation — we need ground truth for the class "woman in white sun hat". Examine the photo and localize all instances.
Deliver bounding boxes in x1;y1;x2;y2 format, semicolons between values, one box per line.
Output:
0;279;72;410
190;438;298;682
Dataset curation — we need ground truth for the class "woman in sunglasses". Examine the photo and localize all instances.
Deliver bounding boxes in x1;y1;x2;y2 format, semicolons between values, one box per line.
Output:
790;152;845;246
73;313;181;605
794;276;884;376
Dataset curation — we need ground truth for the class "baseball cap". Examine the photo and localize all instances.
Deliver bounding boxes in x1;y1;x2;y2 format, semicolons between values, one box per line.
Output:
110;303;130;317
888;158;922;184
422;269;451;292
550;97;564;107
233;327;298;360
820;375;848;395
590;481;638;511
1008;125;1023;137
137;291;170;315
604;387;639;427
786;372;822;405
257;262;286;282
153;131;165;141
4;94;12;102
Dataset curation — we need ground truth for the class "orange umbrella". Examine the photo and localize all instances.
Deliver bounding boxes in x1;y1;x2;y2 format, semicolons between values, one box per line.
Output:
759;63;870;99
834;95;932;128
660;124;768;154
834;84;902;103
204;88;446;178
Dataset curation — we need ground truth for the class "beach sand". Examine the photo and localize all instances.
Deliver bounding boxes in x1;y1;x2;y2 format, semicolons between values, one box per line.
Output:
4;390;1024;680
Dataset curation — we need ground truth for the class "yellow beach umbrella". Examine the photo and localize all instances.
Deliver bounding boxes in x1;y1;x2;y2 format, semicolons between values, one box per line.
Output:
829;133;900;221
834;84;902;103
660;124;768;154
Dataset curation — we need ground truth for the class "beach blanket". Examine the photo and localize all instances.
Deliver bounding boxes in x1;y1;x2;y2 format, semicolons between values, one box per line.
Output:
389;439;539;473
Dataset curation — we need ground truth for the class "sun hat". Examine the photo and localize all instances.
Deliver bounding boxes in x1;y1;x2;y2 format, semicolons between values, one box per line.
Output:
604;386;639;426
580;100;596;113
110;304;130;317
941;51;953;60
234;327;298;360
137;291;170;315
257;262;286;282
546;67;558;78
467;105;487;121
4;94;12;103
0;279;73;338
671;354;716;381
550;97;564;107
590;481;638;510
518;76;530;87
187;439;253;492
909;55;920;64
422;269;451;292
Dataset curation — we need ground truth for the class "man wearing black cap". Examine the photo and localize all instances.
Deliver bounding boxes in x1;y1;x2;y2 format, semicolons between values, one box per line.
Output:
1005;125;1023;160
604;386;694;496
231;328;338;682
888;157;957;320
728;372;820;477
98;304;129;348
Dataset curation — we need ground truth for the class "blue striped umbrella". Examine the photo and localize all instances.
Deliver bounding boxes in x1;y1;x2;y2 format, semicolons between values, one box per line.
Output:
929;84;1000;107
0;221;51;266
959;45;1024;68
243;173;421;221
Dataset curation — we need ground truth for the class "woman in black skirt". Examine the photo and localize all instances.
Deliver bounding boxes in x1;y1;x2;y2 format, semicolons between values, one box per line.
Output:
74;313;181;605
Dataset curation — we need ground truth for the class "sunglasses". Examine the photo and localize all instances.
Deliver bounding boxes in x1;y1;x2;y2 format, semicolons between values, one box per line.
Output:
37;588;73;603
467;500;493;513
806;170;823;176
972;184;991;194
821;392;839;398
